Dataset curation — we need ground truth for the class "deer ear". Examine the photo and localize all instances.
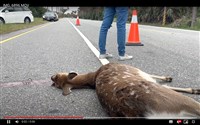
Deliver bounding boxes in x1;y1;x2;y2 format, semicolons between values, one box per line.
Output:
51;75;57;87
51;83;55;86
68;72;78;80
51;74;58;82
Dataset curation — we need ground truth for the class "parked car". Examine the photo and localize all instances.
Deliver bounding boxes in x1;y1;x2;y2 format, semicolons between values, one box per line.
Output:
42;11;58;22
0;6;34;24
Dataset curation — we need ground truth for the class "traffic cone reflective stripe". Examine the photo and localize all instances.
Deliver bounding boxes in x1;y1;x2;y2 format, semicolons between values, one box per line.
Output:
76;16;80;26
131;11;138;23
126;10;143;46
131;15;138;23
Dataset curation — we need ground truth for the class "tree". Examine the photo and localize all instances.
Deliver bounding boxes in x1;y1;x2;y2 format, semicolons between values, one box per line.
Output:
78;7;103;20
61;7;69;14
191;7;197;28
29;7;47;17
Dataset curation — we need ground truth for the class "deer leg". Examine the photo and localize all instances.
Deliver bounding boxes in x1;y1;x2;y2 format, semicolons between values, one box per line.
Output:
62;84;72;96
149;74;173;82
162;85;200;94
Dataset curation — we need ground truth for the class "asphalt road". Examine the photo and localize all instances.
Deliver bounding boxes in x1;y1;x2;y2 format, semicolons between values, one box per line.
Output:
0;18;199;118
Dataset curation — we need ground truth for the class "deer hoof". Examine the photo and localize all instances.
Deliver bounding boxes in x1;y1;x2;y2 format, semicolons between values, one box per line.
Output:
192;89;200;94
165;77;173;82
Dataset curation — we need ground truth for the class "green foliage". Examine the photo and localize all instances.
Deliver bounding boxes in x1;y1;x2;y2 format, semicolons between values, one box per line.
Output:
171;17;200;30
29;7;48;17
78;7;199;30
198;8;200;17
79;7;104;20
0;18;48;34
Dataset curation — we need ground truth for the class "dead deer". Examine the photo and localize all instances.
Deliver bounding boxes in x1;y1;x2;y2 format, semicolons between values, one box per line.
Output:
51;63;200;118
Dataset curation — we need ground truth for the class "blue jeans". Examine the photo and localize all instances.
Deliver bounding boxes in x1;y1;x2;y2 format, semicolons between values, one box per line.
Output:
99;7;128;56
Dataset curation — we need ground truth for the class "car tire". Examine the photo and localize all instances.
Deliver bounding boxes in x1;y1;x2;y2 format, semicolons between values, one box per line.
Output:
0;18;5;24
24;17;31;24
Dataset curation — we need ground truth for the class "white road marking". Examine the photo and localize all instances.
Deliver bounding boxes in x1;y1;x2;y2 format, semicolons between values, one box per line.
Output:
139;24;200;33
68;19;109;65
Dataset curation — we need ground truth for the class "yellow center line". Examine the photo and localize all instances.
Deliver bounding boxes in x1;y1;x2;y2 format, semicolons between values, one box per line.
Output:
0;23;52;44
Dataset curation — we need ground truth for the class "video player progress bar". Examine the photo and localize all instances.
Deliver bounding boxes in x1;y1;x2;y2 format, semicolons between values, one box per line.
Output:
4;116;84;119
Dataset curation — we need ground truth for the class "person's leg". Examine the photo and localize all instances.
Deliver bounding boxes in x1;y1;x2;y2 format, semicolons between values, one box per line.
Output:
116;7;133;61
116;7;128;56
99;7;115;55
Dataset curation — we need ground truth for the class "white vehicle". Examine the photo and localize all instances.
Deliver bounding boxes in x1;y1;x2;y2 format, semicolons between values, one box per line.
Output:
0;6;34;24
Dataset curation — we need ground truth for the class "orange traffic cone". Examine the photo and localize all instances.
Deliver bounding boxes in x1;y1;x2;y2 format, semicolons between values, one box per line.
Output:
76;16;80;26
126;10;143;46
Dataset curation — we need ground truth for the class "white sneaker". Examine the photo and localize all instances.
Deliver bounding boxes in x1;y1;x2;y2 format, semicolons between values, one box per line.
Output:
119;54;133;61
99;53;113;59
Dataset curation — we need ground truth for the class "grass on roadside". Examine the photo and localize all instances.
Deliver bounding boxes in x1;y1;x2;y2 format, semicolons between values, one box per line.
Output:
0;18;49;34
174;18;200;31
139;18;200;31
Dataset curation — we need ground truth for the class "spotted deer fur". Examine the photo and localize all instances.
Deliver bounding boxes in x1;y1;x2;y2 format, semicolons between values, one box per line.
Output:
51;63;200;118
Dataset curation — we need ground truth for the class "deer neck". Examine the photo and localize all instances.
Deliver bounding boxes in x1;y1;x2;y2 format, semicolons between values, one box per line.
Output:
69;71;97;87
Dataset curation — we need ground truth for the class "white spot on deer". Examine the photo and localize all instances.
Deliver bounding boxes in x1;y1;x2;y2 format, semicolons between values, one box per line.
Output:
124;101;134;109
137;70;156;83
142;84;149;90
101;89;106;93
113;83;118;86
100;83;105;87
146;90;150;93
96;81;101;85
98;74;104;78
124;71;134;76
130;91;135;95
113;87;117;92
122;75;131;79
124;66;130;71
129;82;135;86
113;76;119;80
108;81;113;84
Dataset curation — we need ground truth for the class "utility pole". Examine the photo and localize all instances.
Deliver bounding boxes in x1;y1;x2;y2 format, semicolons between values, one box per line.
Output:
162;7;167;26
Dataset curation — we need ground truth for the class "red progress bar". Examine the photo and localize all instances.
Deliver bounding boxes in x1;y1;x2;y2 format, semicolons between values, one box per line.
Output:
4;116;84;119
